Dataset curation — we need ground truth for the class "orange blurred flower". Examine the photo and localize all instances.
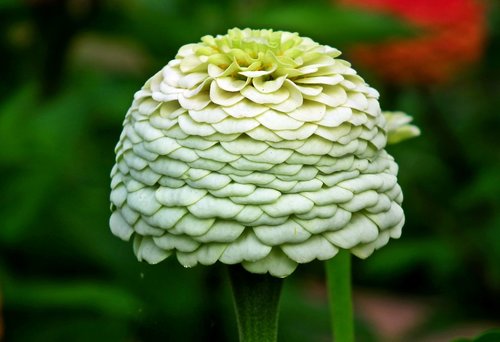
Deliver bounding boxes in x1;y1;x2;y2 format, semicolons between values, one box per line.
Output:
339;0;487;84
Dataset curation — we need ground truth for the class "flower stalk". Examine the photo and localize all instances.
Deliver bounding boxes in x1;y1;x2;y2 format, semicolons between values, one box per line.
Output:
326;250;355;342
228;265;283;342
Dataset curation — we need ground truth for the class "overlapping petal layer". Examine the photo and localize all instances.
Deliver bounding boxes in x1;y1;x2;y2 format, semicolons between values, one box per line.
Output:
110;28;405;277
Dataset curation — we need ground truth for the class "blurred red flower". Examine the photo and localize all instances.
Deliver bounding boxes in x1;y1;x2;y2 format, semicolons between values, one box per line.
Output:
338;0;487;84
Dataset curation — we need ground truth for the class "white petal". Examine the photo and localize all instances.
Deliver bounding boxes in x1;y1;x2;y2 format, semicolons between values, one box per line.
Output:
162;64;182;86
129;168;162;186
178;92;211;110
176;243;226;267
261;194;314;217
239;68;276;78
110;211;134;241
177;136;217;150
178;72;209;89
196;145;239;162
138;98;161;115
282;236;338;263
149;114;177;130
221;137;269;155
144;207;187;229
171;214;215;236
120;205;140;225
187;172;232;190
338;174;384;193
257;109;303;130
149;157;188;177
254;220;311;246
231;188;281;205
303;186;353;206
134;219;165;236
345;92;369;111
210;183;256;197
127;188;162;216
160;102;186;119
229;174;274;188
219;231;272;264
230;157;274;172
212;117;259;134
188;196;244;219
269;81;303;112
134;122;164;141
216;76;249;92
245;148;293;164
295;74;343;85
289;179;323;192
274;123;318;140
295;135;333;155
195;221;246;243
153;234;200;252
134;236;171;264
340;190;379;212
242;249;297;278
235;205;264;223
294;209;351;234
246;126;282;142
155;185;207;206
178;114;216;136
168;147;199;163
320;107;353;127
189;106;228;124
144;137;181;155
288;101;326;122
110;184;127;208
241;84;289;104
304;85;347;107
286;152;321;165
210;81;244;106
252;75;287;93
222;99;268;118
186;168;211;180
366;202;404;230
294;84;323;96
324;214;379;249
318;170;360;187
314;125;352;142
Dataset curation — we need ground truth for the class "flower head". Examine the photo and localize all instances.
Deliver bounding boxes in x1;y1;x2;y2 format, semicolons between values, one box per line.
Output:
339;0;486;84
110;28;406;277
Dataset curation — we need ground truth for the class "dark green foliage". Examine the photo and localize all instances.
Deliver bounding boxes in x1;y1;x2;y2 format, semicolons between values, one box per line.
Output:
454;329;500;342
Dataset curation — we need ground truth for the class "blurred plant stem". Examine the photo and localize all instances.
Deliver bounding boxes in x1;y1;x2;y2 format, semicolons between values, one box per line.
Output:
326;249;355;342
228;265;283;342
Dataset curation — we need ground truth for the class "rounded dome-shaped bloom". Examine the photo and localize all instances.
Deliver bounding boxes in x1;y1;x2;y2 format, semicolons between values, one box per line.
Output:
110;28;405;277
339;0;486;84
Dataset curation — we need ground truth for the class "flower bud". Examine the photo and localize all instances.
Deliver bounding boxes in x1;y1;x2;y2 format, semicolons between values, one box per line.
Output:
383;111;420;144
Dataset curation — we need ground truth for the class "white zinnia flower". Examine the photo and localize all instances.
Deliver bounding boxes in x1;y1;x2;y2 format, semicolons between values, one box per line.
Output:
110;28;406;278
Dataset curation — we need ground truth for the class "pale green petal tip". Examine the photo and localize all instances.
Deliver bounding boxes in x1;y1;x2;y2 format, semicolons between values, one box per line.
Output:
384;111;421;145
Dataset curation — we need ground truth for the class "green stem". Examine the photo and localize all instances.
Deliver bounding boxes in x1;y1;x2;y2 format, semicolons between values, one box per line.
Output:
326;249;355;342
228;265;284;342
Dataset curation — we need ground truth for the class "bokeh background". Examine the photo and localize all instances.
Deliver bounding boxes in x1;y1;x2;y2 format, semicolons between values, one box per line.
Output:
0;0;499;341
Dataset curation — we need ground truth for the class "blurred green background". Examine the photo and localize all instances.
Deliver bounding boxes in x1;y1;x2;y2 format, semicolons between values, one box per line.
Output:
0;0;499;341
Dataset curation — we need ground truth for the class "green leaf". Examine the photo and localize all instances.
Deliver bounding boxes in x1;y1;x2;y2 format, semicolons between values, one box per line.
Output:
239;4;416;46
2;274;141;318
